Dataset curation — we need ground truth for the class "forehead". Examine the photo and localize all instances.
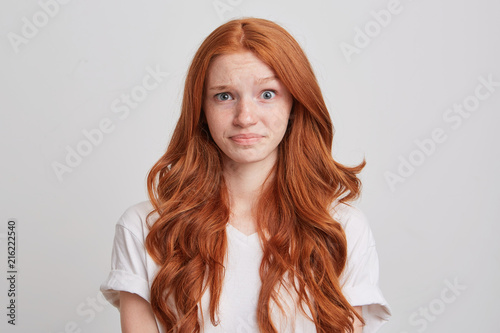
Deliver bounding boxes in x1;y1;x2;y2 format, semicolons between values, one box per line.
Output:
205;51;276;83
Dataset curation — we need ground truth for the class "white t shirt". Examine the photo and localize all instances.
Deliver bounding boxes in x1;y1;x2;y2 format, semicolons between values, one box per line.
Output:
100;201;391;332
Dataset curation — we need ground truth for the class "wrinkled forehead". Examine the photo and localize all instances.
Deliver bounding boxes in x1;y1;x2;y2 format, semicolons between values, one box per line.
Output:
205;51;278;87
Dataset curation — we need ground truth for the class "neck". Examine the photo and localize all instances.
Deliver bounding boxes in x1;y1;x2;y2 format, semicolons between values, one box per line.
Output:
222;156;275;219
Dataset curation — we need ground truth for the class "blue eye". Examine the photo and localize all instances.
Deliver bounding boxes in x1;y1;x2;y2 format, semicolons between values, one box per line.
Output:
261;90;276;99
216;92;233;101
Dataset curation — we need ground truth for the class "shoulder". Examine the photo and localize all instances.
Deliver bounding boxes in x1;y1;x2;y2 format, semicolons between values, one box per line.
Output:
329;201;376;249
116;201;158;239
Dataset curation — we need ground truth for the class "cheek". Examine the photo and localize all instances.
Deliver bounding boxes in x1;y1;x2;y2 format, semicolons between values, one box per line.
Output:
269;105;291;132
270;115;289;132
205;111;226;138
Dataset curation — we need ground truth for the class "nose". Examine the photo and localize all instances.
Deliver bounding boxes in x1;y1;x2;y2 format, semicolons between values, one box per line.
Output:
233;97;258;127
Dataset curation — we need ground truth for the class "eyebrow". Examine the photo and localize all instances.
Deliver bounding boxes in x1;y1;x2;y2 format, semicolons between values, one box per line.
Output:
257;75;278;84
207;75;278;92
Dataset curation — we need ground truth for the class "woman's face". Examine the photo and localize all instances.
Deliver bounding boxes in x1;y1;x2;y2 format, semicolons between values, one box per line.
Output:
203;50;293;167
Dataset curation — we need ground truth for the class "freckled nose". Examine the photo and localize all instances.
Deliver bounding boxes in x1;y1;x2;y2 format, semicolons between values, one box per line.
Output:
234;97;257;127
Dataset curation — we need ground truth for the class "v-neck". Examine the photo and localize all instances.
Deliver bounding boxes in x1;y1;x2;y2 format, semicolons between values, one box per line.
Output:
226;223;260;245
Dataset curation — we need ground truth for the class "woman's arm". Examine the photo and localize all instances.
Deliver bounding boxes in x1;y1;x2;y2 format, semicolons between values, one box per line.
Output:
119;291;160;333
353;306;364;333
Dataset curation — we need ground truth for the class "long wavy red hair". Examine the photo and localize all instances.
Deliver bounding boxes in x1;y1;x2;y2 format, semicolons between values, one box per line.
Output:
145;18;366;333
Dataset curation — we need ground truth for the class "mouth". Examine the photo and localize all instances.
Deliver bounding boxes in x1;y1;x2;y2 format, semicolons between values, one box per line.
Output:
229;134;264;145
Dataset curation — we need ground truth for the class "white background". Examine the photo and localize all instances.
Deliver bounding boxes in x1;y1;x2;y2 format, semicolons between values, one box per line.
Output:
1;0;499;332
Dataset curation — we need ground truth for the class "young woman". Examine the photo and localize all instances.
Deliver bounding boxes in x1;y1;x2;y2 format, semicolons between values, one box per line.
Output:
101;18;391;333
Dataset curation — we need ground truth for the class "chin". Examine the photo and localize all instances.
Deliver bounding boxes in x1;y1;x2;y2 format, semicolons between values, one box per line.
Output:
227;157;262;164
224;152;275;166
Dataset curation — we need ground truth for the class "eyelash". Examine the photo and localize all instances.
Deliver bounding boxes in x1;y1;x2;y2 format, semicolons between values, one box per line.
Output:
261;90;276;99
215;92;233;101
214;90;277;101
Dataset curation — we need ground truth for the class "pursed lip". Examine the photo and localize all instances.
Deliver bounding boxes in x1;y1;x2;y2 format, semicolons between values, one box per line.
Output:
230;133;263;139
229;133;264;144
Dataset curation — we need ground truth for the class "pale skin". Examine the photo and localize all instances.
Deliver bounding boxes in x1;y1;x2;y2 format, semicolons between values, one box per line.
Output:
119;51;363;332
203;51;293;236
119;291;160;333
